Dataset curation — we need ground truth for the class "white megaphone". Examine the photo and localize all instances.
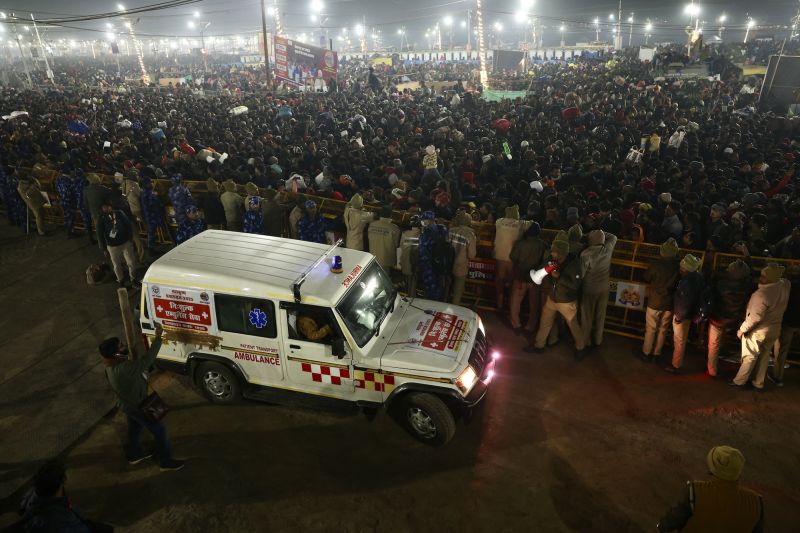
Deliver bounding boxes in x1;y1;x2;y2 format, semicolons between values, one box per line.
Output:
530;261;560;285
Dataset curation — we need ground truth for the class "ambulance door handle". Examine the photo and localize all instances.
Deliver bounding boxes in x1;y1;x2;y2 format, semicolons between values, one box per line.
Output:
289;344;301;349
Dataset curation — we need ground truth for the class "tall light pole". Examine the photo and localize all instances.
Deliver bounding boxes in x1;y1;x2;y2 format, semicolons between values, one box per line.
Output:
260;1;272;85
9;14;33;88
684;3;701;56
594;18;600;42
645;22;653;45
744;18;755;43
476;0;488;87
627;13;634;47
615;1;622;49
559;24;565;47
718;14;726;41
188;18;211;73
30;13;54;84
443;15;453;50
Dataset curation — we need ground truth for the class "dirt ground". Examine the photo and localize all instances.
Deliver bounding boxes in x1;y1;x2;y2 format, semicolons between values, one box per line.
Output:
1;225;799;532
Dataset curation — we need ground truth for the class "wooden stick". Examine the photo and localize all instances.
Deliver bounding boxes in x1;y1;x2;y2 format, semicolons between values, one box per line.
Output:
117;288;138;359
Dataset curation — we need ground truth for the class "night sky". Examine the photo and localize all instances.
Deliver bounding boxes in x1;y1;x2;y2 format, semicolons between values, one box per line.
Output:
2;0;797;47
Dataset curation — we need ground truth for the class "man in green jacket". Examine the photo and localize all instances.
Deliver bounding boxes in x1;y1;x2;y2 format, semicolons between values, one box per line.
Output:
99;325;184;471
526;239;587;359
640;238;680;363
509;222;548;334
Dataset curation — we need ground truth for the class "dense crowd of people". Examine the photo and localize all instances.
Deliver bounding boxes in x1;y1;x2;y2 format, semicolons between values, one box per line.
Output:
2;41;799;389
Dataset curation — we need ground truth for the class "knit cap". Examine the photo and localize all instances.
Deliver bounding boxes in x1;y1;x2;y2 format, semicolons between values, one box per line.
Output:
245;182;259;196
761;263;785;284
588;230;605;246
707;446;745;482
660;237;679;257
568;224;583;242
680;254;702;272
726;259;751;279
553;230;569;243
551;239;569;256
348;193;364;209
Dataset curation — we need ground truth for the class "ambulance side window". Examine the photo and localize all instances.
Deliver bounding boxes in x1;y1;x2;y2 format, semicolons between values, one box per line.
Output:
215;295;277;339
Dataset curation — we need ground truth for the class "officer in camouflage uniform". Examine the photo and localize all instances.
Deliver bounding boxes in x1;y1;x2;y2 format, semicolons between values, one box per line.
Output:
243;196;264;234
140;177;169;249
168;174;194;227
0;164;26;227
418;210;448;301
297;200;327;243
55;168;79;236
175;205;207;245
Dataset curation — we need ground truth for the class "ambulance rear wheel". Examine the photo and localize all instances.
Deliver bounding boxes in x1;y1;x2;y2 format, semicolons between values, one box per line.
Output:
401;393;456;446
197;362;241;403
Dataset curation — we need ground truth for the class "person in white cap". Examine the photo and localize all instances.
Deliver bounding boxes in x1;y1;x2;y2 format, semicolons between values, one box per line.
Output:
730;263;790;390
657;445;763;532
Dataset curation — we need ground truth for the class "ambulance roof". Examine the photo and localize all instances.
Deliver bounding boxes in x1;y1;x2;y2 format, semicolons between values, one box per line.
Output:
143;230;374;306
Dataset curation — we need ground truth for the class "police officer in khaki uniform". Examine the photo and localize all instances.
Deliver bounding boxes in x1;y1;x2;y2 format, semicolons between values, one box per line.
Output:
493;205;532;310
368;206;401;271
579;230;618;348
220;179;243;232
448;211;477;305
658;446;763;532
16;174;47;236
640;238;681;362
344;193;375;251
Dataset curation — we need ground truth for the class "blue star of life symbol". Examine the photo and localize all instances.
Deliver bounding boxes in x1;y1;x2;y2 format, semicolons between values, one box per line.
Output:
249;308;268;329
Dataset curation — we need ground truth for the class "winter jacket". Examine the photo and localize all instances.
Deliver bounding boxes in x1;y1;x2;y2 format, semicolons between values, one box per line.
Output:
643;257;680;311
400;228;420;275
104;337;162;414
97;210;134;248
711;273;753;321
344;206;374;250
298;214;327;243
83;183;110;219
121;178;142;220
739;279;791;335
549;254;582;303
494;218;532;262
261;199;285;237
580;233;618;294
368;217;401;270
448;224;477;277
673;271;705;323
509;236;548;282
220;191;243;228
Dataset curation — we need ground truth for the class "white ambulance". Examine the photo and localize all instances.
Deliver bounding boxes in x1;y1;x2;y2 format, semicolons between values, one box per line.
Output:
139;230;497;446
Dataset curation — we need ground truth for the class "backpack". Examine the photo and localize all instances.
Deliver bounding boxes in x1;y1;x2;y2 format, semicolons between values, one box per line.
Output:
430;228;455;275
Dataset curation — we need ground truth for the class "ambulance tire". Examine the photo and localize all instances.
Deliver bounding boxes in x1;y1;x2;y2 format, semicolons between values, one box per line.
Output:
400;393;456;446
197;362;242;403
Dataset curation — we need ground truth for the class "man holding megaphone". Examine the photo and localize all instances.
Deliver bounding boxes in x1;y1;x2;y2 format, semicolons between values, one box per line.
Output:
525;237;587;360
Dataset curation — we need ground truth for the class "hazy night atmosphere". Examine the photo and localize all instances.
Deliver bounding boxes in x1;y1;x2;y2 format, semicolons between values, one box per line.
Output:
1;0;800;531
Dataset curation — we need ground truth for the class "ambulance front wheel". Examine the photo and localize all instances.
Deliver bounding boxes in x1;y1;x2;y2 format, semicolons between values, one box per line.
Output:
197;362;242;403
401;393;456;446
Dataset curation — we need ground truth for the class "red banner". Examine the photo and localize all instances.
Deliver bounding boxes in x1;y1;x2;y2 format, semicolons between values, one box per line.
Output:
153;298;212;327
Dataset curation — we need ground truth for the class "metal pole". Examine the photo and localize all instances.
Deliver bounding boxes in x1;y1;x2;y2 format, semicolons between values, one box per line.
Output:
30;14;54;85
628;13;634;47
201;28;207;73
616;0;622;50
260;0;272;86
467;8;471;52
10;16;33;89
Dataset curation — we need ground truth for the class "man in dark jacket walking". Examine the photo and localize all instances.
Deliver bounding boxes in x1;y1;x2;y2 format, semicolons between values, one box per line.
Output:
527;238;587;359
261;188;285;237
83;173;110;249
97;200;137;287
509;222;548;334
641;238;680;362
707;259;753;377
99;325;183;471
665;253;705;373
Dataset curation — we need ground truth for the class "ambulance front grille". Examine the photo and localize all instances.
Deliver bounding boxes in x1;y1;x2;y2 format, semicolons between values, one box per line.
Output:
469;330;489;378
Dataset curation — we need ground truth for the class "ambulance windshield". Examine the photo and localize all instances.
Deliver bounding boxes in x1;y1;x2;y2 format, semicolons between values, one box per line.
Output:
337;262;397;347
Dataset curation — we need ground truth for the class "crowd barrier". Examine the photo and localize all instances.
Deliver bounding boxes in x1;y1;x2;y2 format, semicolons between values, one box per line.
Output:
7;166;799;365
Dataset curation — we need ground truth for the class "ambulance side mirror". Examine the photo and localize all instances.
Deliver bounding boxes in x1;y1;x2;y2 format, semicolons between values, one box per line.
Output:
332;337;346;359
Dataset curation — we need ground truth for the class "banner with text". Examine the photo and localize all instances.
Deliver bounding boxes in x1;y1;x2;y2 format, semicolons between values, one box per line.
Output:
274;36;338;87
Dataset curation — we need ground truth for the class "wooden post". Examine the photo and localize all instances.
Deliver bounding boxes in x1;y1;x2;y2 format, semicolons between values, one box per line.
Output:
117;288;138;359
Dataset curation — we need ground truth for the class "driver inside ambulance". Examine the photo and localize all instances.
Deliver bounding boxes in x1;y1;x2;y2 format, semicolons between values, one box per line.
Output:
297;311;333;342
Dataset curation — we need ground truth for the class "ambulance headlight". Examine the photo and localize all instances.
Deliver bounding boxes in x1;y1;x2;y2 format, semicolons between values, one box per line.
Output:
456;365;478;394
477;316;486;336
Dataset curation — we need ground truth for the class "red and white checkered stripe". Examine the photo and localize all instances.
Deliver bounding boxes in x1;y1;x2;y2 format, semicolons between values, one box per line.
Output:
300;362;350;385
